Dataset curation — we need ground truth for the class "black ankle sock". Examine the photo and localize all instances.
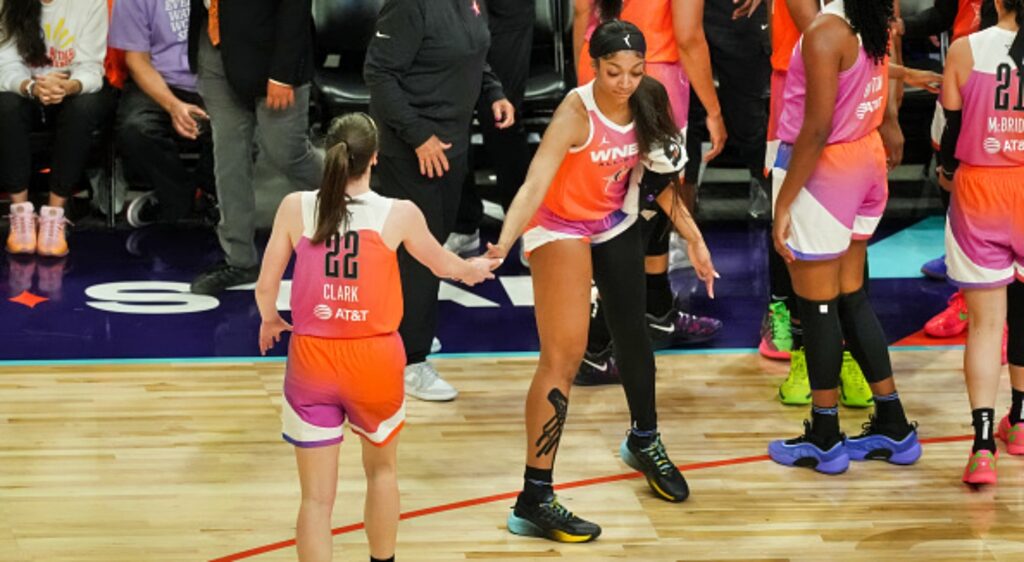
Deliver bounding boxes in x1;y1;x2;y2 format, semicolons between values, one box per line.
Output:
873;391;909;430
519;466;553;504
370;557;394;562
791;322;804;349
810;405;841;448
646;272;673;317
1011;388;1024;425
628;426;658;448
972;408;996;453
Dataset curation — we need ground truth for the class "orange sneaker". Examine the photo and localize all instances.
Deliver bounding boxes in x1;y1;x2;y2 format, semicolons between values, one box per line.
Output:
36;205;69;258
6;202;37;254
924;291;968;338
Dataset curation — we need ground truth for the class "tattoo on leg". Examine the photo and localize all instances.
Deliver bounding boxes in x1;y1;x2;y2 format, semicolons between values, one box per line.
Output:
535;388;568;458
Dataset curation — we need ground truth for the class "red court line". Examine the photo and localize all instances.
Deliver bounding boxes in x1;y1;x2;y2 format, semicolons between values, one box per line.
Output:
210;434;971;561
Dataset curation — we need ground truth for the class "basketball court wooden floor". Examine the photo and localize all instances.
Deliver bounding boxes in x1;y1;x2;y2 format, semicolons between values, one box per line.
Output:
3;349;1024;561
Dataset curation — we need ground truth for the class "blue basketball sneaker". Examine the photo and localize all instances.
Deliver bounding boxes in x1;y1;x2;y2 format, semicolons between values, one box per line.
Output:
920;255;947;280
768;421;850;474
845;417;922;465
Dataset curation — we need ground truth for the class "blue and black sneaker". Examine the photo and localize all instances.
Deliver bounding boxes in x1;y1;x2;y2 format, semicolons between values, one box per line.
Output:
620;433;690;502
768;421;850;475
507;495;601;543
845;416;922;465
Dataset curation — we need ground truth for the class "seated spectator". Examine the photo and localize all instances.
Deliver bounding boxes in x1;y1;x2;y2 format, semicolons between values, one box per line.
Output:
0;0;111;257
110;0;213;227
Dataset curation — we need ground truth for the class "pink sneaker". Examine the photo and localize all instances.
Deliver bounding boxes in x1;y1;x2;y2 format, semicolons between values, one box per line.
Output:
962;449;998;485
925;291;968;338
996;414;1024;455
36;205;69;257
7;257;36;296
6;202;37;254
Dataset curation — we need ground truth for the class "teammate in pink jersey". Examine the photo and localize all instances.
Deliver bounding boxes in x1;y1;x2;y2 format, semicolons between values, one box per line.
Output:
937;0;1024;486
486;21;717;542
768;0;922;475
254;113;497;562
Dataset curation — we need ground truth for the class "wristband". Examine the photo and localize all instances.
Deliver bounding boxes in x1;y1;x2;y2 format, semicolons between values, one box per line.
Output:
25;79;36;100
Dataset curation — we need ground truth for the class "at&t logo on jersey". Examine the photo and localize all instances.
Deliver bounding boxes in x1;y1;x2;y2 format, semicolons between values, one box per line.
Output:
313;305;333;320
984;137;1002;155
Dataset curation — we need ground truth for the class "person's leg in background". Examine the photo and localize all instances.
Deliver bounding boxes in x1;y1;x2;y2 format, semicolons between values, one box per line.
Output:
0;92;39;254
256;83;324;192
1002;281;1024;455
375;151;468;402
39;86;116;257
448;13;533;255
191;28;260;294
117;83;198;227
704;12;771;219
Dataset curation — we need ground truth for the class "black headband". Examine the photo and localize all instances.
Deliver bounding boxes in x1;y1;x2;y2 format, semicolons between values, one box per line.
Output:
588;24;646;59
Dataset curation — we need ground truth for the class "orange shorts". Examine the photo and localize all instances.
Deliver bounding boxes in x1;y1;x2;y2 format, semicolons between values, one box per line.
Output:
281;332;406;448
946;165;1024;288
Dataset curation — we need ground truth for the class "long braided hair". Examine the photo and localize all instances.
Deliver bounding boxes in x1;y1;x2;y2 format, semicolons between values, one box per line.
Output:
844;0;894;64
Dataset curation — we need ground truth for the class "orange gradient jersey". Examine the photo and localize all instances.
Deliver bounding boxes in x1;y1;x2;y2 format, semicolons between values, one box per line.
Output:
542;81;640;222
290;191;403;339
578;0;678;84
771;0;801;72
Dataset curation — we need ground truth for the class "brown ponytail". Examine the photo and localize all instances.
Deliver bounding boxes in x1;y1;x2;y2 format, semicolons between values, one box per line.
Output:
311;113;379;245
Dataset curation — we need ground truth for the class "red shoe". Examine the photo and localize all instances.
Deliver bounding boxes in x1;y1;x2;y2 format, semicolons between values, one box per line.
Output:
925;291;968;338
962;449;997;485
996;414;1024;455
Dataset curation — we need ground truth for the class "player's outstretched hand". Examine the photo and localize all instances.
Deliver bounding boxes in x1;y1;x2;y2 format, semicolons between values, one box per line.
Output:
484;242;508;261
259;316;293;355
459;257;499;286
687;239;720;299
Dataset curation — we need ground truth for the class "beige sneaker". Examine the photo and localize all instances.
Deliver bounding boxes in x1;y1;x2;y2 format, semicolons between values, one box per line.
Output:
6;202;37;254
36;205;69;257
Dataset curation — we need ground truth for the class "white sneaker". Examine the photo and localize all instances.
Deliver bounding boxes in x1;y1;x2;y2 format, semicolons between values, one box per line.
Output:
404;361;458;401
431;337;442;354
443;230;480;256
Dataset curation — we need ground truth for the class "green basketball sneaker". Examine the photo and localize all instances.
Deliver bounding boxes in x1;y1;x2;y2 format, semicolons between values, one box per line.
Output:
778;348;811;405
839;352;873;408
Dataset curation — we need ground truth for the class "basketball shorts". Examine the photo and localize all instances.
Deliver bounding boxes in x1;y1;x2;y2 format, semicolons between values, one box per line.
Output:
522;205;637;257
773;132;888;261
946;164;1024;288
282;332;406;448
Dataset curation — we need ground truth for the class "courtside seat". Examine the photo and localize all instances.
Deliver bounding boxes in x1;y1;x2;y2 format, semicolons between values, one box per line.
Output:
311;0;383;123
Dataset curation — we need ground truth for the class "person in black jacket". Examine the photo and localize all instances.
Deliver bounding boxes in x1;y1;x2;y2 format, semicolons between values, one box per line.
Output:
365;0;514;403
186;0;324;295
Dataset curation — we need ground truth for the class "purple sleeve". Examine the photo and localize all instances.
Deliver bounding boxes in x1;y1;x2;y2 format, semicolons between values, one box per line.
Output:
108;0;153;53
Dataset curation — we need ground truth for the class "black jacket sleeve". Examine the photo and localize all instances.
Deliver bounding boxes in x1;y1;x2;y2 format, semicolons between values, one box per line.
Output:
904;0;958;41
269;0;313;86
480;62;506;105
364;0;434;149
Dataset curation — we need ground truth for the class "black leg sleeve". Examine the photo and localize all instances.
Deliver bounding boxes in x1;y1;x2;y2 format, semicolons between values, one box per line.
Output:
592;223;658;431
1009;281;1024;367
838;287;893;383
797;295;844;391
